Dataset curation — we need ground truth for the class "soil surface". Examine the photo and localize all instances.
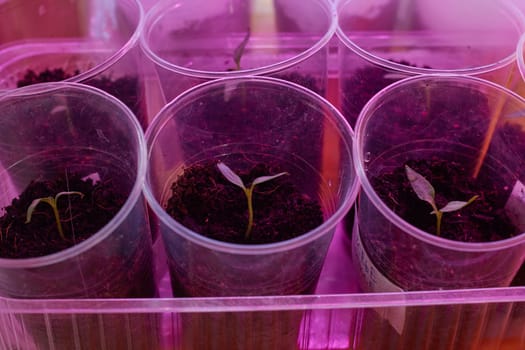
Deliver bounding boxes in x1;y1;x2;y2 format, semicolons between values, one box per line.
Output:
273;71;325;96
17;68;145;129
0;173;126;258
17;68;79;87
371;158;519;242
342;60;431;127
165;160;324;244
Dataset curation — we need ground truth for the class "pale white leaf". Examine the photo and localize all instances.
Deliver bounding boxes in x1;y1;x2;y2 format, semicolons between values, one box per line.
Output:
405;165;435;206
440;195;479;213
439;201;470;213
252;172;288;186
217;162;245;189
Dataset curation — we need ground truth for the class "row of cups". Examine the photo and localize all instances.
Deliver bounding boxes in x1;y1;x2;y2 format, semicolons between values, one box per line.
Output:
0;1;525;349
0;0;524;300
1;0;525;119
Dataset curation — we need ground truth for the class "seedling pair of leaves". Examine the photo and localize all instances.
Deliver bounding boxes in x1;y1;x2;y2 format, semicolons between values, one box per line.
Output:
219;162;478;238
405;165;478;236
26;191;84;240
217;162;287;238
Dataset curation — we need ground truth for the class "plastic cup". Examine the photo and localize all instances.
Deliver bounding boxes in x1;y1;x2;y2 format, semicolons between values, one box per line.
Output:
140;0;336;102
336;0;525;127
352;74;525;350
0;82;157;349
145;75;357;296
144;76;358;349
519;33;525;92
0;0;150;128
353;74;525;292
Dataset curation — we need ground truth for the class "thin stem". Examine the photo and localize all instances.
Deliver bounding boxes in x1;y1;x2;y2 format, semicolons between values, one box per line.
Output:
51;203;66;240
429;202;442;237
244;186;255;239
26;191;84;241
30;197;66;240
216;162;287;239
435;210;443;237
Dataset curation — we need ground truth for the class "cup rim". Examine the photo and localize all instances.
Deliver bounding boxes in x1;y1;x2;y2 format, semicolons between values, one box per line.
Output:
143;75;360;255
518;33;525;82
64;0;145;84
353;74;525;252
140;0;337;79
0;82;148;268
336;0;525;76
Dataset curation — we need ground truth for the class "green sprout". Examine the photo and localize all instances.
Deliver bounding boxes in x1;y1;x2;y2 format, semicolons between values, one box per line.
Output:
405;165;478;237
230;28;251;71
217;162;287;238
26;191;84;240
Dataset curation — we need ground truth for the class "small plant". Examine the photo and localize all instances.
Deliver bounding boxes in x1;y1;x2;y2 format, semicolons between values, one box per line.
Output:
228;28;251;71
405;165;478;236
217;162;287;238
26;191;84;240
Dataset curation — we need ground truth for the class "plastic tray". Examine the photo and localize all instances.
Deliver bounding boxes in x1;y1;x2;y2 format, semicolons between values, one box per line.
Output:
1;223;524;349
1;13;524;350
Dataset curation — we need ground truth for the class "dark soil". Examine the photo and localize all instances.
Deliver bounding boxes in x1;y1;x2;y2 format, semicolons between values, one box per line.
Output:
0;173;126;258
165;160;324;244
17;68;79;86
371;158;519;242
342;60;431;128
17;68;146;129
273;71;325;96
490;122;525;184
87;75;145;127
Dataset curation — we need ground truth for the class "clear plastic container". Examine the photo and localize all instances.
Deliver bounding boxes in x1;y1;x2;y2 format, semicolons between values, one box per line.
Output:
144;76;358;299
336;0;525;127
353;75;525;293
0;82;156;349
516;33;525;97
0;227;524;349
0;0;150;128
0;1;523;349
143;76;358;349
140;0;336;102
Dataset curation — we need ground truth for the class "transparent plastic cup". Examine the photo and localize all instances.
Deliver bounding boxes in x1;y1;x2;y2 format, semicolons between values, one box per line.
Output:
144;76;358;349
145;75;357;296
140;0;336;102
336;0;525;127
353;75;525;293
0;82;157;349
0;0;150;128
519;33;525;93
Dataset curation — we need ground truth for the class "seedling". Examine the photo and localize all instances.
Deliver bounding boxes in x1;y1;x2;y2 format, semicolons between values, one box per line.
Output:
229;28;251;71
224;28;251;101
26;191;85;240
217;162;287;238
405;165;478;237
